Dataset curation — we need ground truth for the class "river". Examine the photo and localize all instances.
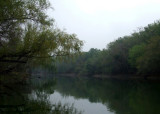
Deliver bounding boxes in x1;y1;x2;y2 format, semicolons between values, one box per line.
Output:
0;75;160;114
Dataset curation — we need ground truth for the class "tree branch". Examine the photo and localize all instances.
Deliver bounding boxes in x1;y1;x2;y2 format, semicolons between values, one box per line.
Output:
0;59;26;63
2;16;38;22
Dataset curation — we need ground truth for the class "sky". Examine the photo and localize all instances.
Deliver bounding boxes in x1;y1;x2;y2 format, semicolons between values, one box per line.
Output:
48;0;160;51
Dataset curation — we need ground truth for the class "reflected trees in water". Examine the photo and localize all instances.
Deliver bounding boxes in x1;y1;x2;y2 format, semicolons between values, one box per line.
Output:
55;77;160;114
0;75;82;114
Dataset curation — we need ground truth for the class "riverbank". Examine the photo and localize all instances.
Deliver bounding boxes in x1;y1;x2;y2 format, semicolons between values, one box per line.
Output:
56;73;160;80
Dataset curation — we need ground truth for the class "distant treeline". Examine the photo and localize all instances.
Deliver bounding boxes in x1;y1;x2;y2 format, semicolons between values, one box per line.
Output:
56;20;160;77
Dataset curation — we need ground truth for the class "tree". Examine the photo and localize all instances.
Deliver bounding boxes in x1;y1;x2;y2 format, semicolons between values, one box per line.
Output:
0;0;83;73
128;43;146;71
136;36;160;75
55;20;160;77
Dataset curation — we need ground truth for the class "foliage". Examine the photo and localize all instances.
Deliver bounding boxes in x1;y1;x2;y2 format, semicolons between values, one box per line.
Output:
56;48;101;76
136;36;160;75
128;43;146;69
57;20;160;77
0;0;83;73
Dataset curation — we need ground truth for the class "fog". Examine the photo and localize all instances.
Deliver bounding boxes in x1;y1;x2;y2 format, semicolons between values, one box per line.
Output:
48;0;160;51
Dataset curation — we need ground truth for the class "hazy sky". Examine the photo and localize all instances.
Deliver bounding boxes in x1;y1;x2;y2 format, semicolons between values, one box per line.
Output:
48;0;160;51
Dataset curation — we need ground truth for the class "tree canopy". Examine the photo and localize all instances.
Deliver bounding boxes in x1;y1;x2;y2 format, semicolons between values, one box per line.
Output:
0;0;83;73
56;20;160;77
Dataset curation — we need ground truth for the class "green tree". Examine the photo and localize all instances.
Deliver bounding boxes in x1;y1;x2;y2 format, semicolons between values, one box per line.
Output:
56;20;160;77
128;43;146;70
0;0;83;73
136;36;160;75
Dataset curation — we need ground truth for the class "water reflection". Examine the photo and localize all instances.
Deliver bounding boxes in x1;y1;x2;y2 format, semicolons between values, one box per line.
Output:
1;75;160;114
0;75;81;114
54;77;160;114
50;91;113;114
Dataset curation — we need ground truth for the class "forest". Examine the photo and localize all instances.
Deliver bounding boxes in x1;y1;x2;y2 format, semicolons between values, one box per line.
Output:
1;0;160;114
0;0;160;78
56;21;160;78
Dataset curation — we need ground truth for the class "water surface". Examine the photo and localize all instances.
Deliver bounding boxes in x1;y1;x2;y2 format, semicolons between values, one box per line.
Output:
52;77;160;114
1;75;160;114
